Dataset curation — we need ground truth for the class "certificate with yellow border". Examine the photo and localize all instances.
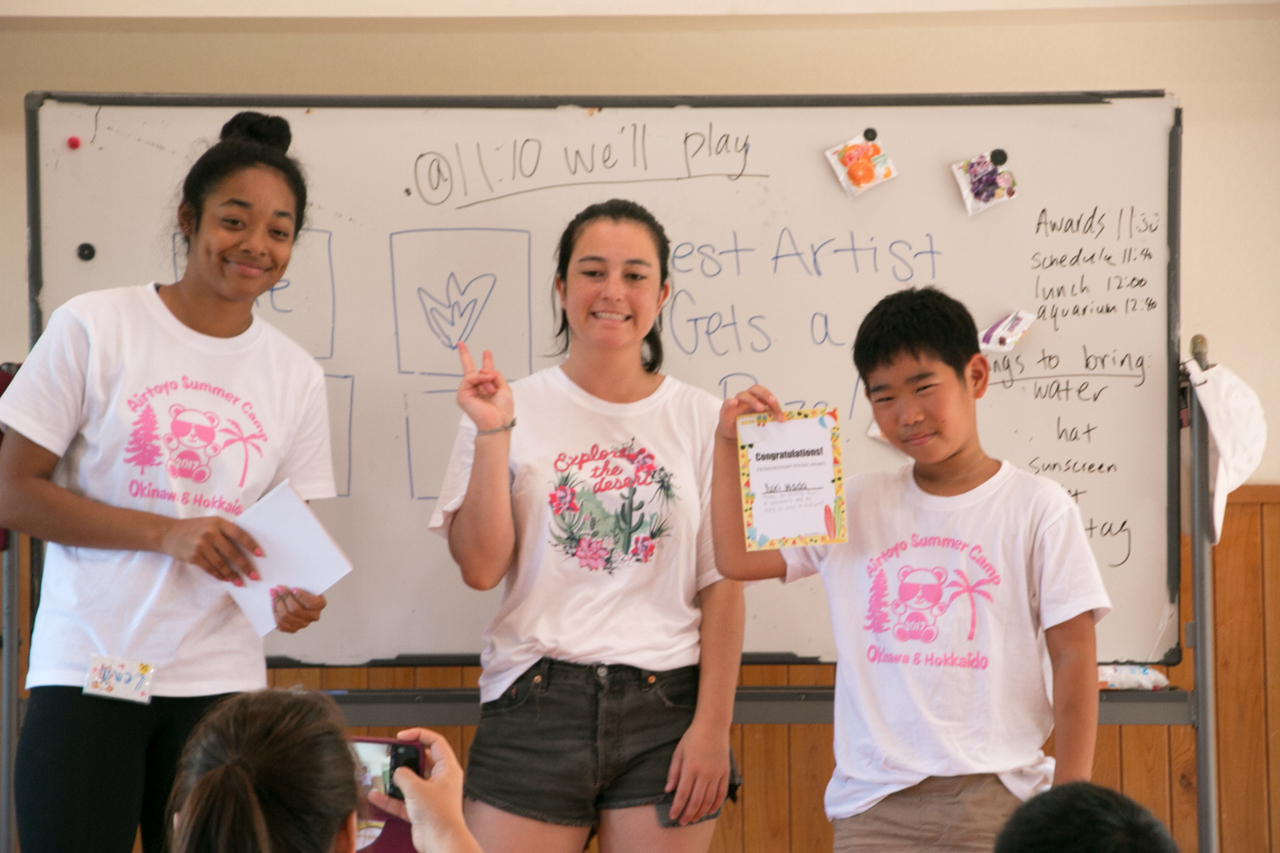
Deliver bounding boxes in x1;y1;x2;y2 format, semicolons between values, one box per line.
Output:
736;407;847;551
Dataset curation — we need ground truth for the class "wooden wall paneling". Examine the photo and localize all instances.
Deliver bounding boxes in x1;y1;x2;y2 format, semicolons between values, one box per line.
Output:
1170;725;1199;853
368;666;415;689
786;665;835;853
271;666;322;691
1264;504;1280;853
1168;533;1199;852
322;666;371;737
416;666;464;759
1213;504;1269;852
740;664;789;853
1092;725;1122;791
1119;725;1172;826
366;666;416;738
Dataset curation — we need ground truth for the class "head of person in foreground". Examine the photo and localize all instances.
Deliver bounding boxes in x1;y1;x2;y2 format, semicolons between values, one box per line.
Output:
167;689;360;853
994;781;1179;853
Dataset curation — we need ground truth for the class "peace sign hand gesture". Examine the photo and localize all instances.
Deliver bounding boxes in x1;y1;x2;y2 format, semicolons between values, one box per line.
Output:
456;341;514;432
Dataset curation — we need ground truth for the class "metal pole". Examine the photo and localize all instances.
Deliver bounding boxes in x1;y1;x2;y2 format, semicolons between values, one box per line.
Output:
1189;333;1219;853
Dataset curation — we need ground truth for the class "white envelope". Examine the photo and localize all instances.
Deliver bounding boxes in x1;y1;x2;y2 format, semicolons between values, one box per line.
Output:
225;479;353;636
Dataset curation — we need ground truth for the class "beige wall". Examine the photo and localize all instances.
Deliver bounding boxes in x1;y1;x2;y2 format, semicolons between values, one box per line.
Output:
1;7;1277;480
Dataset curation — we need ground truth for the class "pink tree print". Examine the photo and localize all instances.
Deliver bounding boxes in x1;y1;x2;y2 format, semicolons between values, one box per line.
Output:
946;570;996;641
218;418;267;488
123;405;163;474
864;567;891;634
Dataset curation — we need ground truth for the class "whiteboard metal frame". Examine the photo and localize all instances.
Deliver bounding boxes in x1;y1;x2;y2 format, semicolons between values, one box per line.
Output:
7;90;1189;853
19;85;1185;638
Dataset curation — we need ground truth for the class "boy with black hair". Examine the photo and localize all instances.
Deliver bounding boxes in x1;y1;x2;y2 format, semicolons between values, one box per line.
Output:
711;287;1111;852
994;781;1179;853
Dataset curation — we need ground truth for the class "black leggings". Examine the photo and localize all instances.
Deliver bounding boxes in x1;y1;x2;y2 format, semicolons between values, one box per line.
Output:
15;687;231;853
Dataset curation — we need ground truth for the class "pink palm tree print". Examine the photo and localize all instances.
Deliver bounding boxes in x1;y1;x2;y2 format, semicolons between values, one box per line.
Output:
946;570;995;642
219;418;267;488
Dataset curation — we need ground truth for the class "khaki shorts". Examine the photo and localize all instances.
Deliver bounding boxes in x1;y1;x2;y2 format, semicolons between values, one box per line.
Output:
833;774;1022;853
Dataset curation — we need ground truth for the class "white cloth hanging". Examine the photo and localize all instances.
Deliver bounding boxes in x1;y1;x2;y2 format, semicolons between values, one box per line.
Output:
1184;360;1267;544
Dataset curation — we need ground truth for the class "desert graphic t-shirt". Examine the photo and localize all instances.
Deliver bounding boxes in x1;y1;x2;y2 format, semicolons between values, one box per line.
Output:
430;366;723;702
0;284;335;695
784;462;1111;819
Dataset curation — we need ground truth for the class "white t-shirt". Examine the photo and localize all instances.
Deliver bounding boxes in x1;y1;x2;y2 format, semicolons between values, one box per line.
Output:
0;283;335;696
783;461;1111;820
429;366;724;703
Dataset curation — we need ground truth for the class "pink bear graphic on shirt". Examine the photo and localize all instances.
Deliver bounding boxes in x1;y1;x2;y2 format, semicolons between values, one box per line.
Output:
891;566;949;643
163;405;222;484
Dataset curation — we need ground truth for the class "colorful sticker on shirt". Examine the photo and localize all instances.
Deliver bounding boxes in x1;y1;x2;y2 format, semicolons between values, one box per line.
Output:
862;534;1003;664
548;438;676;574
951;149;1017;216
122;375;274;515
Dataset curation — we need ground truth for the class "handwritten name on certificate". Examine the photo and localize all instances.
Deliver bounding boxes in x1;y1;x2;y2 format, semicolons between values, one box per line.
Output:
736;407;847;551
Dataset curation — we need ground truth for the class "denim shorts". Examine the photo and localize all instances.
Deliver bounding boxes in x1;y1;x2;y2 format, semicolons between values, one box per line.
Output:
464;657;741;827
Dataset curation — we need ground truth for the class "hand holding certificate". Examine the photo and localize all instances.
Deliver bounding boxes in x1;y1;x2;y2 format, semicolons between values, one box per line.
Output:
737;407;847;550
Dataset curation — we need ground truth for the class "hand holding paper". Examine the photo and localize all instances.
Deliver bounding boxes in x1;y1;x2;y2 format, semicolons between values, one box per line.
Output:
224;480;353;636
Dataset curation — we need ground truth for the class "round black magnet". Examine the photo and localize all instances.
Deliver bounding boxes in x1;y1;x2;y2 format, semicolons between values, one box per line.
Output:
990;149;1008;166
863;128;877;141
77;243;96;261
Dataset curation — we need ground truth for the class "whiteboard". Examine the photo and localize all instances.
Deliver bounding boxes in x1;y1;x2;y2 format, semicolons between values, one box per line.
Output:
27;92;1181;664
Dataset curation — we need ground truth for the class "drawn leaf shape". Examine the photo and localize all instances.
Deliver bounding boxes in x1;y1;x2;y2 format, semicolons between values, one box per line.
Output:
417;272;498;349
824;504;835;538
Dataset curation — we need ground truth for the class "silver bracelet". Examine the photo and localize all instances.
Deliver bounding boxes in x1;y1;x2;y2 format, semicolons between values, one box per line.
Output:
476;418;516;436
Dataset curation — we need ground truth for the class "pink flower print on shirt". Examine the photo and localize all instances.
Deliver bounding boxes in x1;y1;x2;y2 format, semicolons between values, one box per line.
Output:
629;534;656;563
549;484;580;515
890;566;949;643
163;406;222;484
218;418;267;488
574;538;612;571
548;439;675;576
630;448;656;475
123;404;163;474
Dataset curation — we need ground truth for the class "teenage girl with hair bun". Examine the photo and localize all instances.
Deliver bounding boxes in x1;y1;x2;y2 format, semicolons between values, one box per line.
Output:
0;112;336;853
168;689;484;853
432;199;744;853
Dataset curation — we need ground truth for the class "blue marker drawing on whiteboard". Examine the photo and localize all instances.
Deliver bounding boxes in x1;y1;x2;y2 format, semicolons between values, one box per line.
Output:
418;272;496;350
389;228;531;378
